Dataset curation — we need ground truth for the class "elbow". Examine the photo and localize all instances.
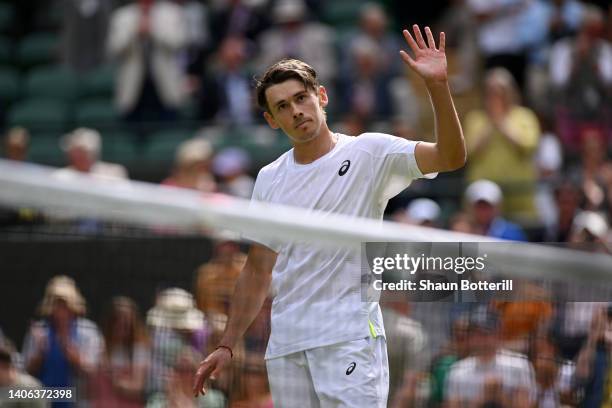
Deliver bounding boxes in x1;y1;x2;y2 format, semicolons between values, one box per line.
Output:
444;149;467;172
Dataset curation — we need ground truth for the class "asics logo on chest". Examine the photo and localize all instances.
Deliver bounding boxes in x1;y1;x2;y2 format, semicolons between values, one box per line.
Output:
338;160;351;176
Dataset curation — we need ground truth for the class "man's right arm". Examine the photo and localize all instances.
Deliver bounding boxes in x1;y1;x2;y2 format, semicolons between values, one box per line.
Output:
193;243;277;396
218;243;277;350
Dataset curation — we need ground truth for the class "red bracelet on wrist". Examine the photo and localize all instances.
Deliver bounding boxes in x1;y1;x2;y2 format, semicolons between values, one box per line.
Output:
215;345;233;358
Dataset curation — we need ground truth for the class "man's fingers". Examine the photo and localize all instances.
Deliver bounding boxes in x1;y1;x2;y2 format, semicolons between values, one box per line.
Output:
402;29;419;54
193;363;215;396
412;24;427;49
439;31;446;52
399;50;416;69
424;26;436;49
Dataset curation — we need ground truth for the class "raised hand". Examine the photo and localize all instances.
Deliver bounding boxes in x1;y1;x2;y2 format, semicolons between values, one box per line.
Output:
400;25;448;85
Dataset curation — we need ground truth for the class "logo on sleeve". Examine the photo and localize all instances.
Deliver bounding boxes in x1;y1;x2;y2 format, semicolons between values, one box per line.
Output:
346;362;356;375
338;160;351;176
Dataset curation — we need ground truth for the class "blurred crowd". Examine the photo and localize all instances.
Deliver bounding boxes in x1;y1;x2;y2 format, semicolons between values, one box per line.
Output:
0;0;610;247
1;0;612;407
2;253;612;407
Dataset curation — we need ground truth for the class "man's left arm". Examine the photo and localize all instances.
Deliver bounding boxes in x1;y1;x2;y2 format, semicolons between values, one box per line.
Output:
400;25;466;174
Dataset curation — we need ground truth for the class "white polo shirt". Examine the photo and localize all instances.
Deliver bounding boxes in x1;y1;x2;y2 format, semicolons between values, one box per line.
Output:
248;132;428;359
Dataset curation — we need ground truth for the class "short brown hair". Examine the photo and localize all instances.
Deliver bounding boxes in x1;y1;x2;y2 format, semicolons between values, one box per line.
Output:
255;59;320;112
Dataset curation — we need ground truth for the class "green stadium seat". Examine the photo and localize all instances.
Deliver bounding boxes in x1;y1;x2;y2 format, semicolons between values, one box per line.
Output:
74;98;118;129
7;98;69;133
0;66;20;103
25;65;79;101
27;133;64;165
321;0;366;28
0;36;11;64
102;130;138;164
0;3;14;33
79;64;115;99
17;32;59;68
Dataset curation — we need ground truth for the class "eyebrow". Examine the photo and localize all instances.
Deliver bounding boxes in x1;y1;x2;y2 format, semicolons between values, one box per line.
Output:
273;91;307;110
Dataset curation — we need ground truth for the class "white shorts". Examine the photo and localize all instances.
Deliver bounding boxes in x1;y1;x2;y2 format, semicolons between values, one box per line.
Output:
266;336;389;408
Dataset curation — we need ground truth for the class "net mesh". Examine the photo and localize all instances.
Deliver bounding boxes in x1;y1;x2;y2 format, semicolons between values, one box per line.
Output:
1;160;611;407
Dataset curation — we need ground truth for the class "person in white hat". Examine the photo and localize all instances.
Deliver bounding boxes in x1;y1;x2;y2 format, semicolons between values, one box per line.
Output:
54;128;128;181
465;179;527;241
404;198;441;228
22;276;103;405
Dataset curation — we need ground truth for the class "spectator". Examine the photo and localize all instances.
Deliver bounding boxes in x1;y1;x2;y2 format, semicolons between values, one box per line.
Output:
22;276;104;407
208;0;270;48
436;0;479;93
196;241;246;337
145;288;209;395
428;316;470;407
198;37;257;125
465;68;541;221
162;138;216;192
0;345;48;408
396;198;441;228
342;3;401;82
3;127;30;162
465;179;528;241
529;336;576;407
569;210;611;253
466;0;531;87
574;305;611;407
62;0;112;73
569;127;612;213
107;0;188;125
550;5;612;151
212;147;254;198
91;297;150;408
54;128;129;180
545;181;581;242
521;0;584;113
146;346;226;408
534;122;564;234
381;300;429;403
256;0;336;86
445;305;536;407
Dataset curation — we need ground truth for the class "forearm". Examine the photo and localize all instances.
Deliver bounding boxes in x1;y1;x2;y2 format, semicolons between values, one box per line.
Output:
219;264;272;349
427;80;466;170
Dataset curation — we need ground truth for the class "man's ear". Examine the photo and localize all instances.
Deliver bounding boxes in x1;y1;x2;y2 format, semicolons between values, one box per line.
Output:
318;86;329;108
263;111;279;129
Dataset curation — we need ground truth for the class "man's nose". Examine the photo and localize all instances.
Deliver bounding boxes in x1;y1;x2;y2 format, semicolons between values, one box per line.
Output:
291;105;303;119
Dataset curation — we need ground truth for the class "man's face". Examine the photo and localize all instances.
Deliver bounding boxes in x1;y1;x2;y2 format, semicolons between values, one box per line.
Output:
473;200;497;227
263;79;328;144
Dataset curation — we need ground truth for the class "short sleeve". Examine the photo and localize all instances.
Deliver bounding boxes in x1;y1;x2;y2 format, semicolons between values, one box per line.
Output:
241;170;281;253
362;133;434;203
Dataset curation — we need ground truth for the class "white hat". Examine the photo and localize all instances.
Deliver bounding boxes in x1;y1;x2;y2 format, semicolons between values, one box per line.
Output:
175;138;212;166
147;288;204;331
465;180;503;205
406;198;441;223
273;0;306;23
60;128;101;156
572;211;609;238
39;275;86;316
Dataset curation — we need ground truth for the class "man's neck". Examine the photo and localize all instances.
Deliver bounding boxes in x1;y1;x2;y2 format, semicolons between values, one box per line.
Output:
292;126;335;165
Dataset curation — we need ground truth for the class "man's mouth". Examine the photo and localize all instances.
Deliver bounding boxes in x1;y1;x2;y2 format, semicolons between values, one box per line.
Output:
295;119;310;129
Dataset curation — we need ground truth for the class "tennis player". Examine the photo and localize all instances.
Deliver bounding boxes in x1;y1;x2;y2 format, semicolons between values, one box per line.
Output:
194;25;465;407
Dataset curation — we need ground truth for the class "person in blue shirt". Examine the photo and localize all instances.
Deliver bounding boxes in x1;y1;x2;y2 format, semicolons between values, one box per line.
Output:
465;179;528;241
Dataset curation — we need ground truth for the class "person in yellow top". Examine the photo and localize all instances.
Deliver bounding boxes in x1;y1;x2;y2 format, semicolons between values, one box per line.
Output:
465;67;540;222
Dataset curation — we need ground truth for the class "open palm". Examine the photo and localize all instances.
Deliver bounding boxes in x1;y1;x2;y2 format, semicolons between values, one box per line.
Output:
400;25;447;85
